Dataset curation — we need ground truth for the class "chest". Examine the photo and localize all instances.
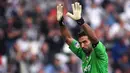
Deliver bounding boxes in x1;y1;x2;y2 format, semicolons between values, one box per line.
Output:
82;54;97;73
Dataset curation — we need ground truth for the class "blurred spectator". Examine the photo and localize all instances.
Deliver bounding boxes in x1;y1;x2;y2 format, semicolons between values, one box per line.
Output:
118;54;130;73
114;68;123;73
14;32;30;54
108;18;130;39
14;32;29;73
38;42;49;66
29;40;41;56
28;54;43;73
123;0;130;24
45;54;68;73
111;38;129;71
0;0;7;18
47;29;64;63
66;53;82;73
6;16;23;55
114;0;124;14
46;15;64;63
0;56;7;73
85;2;103;29
102;1;117;26
0;28;6;55
25;17;39;40
12;31;42;73
39;18;49;36
8;32;29;73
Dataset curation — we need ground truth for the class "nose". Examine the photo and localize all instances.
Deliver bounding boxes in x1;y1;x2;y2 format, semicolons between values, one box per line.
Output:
81;43;84;48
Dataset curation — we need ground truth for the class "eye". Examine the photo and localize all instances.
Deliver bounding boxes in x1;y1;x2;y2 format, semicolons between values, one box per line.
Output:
83;40;87;43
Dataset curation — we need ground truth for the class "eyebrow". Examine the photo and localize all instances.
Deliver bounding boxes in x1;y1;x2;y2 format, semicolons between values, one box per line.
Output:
79;40;86;44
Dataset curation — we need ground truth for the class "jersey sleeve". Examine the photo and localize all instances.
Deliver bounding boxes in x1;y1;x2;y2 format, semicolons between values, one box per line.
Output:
69;39;86;60
93;41;108;60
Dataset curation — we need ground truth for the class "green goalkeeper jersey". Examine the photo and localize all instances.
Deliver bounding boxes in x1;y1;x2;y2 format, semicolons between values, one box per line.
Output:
69;39;108;73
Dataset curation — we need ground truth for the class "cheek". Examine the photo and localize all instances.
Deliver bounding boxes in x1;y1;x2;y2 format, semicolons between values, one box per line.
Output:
86;40;91;45
84;41;91;48
84;43;89;48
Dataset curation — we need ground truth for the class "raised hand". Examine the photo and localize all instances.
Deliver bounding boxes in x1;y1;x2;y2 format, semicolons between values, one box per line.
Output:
57;4;63;21
66;2;82;20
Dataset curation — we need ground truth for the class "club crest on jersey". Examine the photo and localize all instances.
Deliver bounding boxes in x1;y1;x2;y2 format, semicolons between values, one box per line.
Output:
84;65;91;72
75;42;80;48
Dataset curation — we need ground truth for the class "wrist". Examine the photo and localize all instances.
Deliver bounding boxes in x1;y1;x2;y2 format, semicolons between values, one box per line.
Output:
58;16;64;23
76;17;85;26
58;16;65;26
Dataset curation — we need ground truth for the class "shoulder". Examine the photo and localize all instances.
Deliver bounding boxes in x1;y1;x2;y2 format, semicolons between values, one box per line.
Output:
69;39;80;48
92;41;105;49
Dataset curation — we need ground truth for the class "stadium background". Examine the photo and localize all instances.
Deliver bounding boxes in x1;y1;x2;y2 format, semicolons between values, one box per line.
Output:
0;0;130;73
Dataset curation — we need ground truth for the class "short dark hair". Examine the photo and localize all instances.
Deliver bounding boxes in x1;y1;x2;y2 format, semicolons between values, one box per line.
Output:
78;30;87;38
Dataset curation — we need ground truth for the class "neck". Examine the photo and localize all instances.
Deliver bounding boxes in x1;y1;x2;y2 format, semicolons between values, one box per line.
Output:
83;48;92;56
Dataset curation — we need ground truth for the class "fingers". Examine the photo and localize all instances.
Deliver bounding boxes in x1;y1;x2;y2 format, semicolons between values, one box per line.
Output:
75;2;79;11
57;4;63;21
70;2;81;12
60;4;63;12
57;4;63;11
59;2;82;20
79;5;82;14
57;5;59;12
58;4;63;12
72;4;75;13
78;2;81;11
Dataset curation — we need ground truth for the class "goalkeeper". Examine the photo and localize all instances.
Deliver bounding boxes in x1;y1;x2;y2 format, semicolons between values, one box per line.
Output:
57;2;108;73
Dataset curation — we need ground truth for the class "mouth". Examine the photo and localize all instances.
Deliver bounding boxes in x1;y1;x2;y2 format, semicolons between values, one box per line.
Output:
83;48;89;54
82;48;91;55
82;48;89;51
82;47;87;50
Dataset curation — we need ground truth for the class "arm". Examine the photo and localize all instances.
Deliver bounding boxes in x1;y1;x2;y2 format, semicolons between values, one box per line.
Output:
57;4;73;45
60;23;86;59
67;2;107;59
57;4;86;60
81;23;107;60
59;18;73;45
14;43;22;61
66;2;98;45
7;30;21;39
81;23;98;45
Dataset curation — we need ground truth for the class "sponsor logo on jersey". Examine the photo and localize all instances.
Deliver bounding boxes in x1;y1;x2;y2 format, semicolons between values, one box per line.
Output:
75;42;80;48
84;65;91;72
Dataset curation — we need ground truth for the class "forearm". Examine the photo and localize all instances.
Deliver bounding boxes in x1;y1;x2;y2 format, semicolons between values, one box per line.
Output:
57;4;73;45
58;18;73;44
81;24;98;44
60;25;72;39
76;18;98;44
65;2;98;44
8;31;21;38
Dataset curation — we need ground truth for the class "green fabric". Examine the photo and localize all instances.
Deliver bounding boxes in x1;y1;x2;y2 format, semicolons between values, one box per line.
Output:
69;39;108;73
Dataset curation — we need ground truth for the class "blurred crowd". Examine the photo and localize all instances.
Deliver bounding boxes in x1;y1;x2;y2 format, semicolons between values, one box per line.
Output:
0;0;130;73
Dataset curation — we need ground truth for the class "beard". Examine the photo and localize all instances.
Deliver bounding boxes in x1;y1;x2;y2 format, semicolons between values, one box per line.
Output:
82;44;92;56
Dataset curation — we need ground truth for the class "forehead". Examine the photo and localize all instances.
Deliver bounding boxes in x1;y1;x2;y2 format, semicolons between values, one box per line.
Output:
78;36;89;42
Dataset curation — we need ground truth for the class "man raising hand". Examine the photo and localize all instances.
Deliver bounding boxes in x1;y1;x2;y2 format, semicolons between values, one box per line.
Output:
57;2;108;73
